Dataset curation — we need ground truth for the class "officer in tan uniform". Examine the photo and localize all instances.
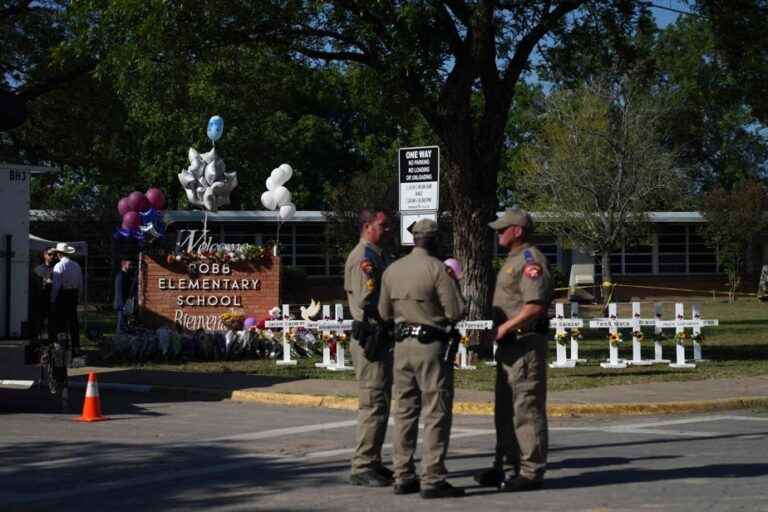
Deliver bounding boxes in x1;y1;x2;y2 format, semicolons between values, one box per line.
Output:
476;207;552;492
345;210;394;487
378;219;466;499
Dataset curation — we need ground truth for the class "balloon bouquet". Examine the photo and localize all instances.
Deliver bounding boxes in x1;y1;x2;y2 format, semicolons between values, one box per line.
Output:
177;115;238;213
260;164;296;254
114;188;167;242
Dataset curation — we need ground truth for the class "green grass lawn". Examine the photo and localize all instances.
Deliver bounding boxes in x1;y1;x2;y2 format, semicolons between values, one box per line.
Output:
82;299;768;392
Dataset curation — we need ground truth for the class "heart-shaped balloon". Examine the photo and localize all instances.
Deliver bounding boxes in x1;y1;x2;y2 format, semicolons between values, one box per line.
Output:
273;186;291;206
279;202;296;220
261;191;278;210
278;163;293;183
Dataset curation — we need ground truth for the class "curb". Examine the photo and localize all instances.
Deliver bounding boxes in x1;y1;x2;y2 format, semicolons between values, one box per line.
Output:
80;381;768;417
181;387;768;417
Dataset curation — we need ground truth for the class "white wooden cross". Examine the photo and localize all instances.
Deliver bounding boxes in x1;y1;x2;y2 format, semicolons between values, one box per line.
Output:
549;303;583;368
691;304;718;362
589;303;631;369
325;304;354;372
657;303;696;369
454;320;494;370
651;303;671;364
626;302;656;366
265;304;306;366
568;302;587;364
314;304;333;368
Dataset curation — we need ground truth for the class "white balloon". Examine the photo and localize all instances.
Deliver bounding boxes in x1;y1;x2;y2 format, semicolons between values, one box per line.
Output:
273;186;291;206
261;190;277;210
266;176;277;191
269;167;287;187
279;202;296;220
278;163;293;182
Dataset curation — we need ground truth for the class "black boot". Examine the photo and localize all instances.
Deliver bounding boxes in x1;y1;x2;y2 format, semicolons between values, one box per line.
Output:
350;470;392;487
394;478;420;495
420;481;465;499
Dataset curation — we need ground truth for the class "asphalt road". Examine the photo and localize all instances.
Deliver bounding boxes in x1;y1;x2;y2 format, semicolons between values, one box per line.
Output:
2;387;768;512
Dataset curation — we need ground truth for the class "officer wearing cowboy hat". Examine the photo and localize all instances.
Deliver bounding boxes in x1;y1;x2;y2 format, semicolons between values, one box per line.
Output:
378;218;466;499
474;207;552;492
50;243;83;357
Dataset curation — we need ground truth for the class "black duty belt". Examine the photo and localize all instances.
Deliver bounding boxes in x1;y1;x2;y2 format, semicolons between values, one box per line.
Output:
395;323;451;343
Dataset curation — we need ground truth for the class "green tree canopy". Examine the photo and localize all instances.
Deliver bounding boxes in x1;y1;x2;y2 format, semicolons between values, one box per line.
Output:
519;80;682;283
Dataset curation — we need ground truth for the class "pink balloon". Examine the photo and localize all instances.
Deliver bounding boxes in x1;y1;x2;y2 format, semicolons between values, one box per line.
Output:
128;191;150;213
122;211;141;230
145;188;166;211
117;197;131;216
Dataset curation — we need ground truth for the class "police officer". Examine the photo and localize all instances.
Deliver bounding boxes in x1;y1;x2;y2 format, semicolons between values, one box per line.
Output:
345;209;394;487
475;207;552;492
378;219;466;499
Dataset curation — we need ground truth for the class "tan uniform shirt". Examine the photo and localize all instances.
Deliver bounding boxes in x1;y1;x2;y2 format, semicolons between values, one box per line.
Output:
492;243;551;329
378;247;465;328
344;239;386;322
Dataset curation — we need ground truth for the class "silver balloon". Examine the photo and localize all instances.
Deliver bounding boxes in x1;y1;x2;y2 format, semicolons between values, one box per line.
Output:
178;146;238;211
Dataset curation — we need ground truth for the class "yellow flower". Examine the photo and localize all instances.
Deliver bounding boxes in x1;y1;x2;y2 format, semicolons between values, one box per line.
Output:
366;278;375;290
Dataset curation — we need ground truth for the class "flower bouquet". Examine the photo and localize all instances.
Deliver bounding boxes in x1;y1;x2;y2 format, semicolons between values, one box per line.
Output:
220;310;245;331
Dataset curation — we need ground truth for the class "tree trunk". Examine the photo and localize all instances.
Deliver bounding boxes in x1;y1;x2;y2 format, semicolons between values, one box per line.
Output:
601;251;612;305
443;154;498;348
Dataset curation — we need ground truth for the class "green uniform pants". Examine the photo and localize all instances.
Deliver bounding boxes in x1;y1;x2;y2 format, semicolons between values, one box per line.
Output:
350;338;393;474
392;337;454;489
494;333;548;481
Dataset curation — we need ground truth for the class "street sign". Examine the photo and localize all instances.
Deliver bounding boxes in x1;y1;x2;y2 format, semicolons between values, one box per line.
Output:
400;212;438;246
398;146;439;212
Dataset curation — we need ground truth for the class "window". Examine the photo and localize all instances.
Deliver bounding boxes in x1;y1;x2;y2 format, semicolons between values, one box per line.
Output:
658;225;719;274
596;243;653;275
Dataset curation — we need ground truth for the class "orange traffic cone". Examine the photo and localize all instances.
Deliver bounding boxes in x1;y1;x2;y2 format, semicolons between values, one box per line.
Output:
74;372;108;422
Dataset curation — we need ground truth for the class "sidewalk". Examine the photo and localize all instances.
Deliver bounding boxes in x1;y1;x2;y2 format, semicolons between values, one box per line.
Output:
68;367;768;416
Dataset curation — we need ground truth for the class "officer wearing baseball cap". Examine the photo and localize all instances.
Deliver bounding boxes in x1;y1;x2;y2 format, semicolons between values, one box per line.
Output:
475;207;552;492
378;218;466;499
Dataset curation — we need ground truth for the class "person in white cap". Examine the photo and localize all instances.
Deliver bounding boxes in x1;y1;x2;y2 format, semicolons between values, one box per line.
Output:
50;243;83;357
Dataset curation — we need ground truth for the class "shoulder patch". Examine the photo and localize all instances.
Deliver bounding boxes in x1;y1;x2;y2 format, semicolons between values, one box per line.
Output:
523;263;543;279
360;259;375;275
523;249;536;264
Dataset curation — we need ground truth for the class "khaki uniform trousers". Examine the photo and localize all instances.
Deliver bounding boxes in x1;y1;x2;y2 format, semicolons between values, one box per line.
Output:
350;338;393;474
392;337;454;489
494;333;548;480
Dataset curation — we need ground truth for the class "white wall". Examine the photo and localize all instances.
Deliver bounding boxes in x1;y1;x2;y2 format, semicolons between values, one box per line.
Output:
0;165;30;338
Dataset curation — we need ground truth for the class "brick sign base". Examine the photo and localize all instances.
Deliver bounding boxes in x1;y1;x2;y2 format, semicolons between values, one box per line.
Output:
138;253;281;331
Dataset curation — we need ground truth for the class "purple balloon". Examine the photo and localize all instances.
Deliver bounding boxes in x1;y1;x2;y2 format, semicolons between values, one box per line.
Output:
122;211;141;230
128;191;150;213
145;187;166;211
117;197;131;216
244;317;258;329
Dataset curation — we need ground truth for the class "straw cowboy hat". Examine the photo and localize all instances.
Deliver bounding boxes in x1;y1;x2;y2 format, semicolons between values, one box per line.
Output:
52;242;76;255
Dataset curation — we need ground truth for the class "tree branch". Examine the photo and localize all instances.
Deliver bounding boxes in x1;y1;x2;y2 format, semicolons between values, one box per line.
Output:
15;61;96;100
502;0;586;97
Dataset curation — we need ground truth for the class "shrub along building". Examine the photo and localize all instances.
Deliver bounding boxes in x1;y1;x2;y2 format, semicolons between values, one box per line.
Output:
30;210;768;315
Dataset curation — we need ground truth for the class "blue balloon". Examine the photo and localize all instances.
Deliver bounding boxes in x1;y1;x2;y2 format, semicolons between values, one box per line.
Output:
207;115;224;142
